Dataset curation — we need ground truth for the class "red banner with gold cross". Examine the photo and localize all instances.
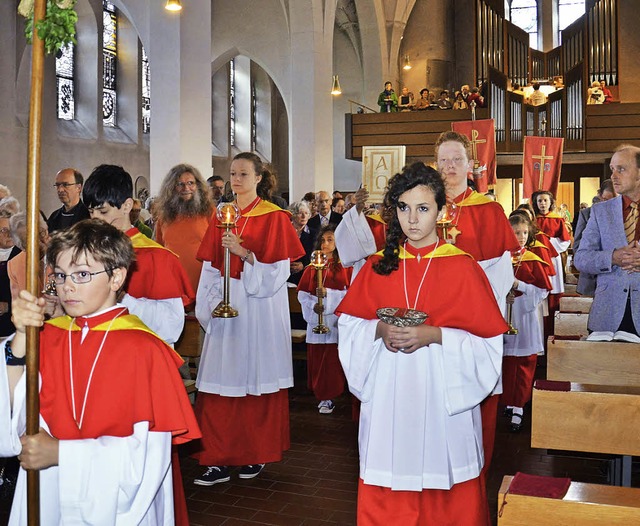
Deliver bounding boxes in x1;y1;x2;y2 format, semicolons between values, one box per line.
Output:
451;118;496;193
522;136;564;199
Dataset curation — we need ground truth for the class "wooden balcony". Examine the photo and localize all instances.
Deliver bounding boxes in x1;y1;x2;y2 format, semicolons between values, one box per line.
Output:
345;102;640;166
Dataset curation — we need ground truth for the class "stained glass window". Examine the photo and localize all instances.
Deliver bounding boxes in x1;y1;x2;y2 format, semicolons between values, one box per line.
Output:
56;43;74;120
142;46;151;134
229;59;235;147
558;0;585;43
510;0;538;49
103;0;117;127
251;83;257;152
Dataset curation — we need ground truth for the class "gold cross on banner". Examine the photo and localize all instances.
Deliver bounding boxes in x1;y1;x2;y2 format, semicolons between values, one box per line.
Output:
470;129;487;163
532;145;554;189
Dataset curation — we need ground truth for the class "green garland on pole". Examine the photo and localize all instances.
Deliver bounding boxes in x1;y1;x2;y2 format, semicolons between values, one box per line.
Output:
19;0;78;56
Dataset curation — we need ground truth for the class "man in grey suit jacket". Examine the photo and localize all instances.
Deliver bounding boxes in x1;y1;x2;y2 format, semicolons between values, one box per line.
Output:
573;179;616;295
575;145;640;334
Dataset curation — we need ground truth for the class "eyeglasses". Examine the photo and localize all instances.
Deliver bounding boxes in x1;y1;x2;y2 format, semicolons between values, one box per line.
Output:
53;182;80;189
176;181;196;188
50;268;113;285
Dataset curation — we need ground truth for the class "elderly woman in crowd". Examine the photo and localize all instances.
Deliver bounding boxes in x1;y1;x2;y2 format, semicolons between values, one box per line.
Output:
288;200;314;285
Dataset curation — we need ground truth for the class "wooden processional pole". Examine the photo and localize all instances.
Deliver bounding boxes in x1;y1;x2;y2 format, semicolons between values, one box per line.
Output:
25;0;47;523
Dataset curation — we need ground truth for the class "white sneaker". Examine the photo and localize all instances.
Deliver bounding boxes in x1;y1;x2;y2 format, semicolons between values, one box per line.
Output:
318;400;335;414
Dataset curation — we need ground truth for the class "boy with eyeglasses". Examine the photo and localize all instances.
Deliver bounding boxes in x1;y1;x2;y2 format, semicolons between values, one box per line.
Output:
0;219;200;524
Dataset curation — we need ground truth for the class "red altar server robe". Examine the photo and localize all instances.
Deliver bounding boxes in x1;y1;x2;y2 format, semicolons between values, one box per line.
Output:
2;307;200;525
194;197;305;466
122;228;195;346
337;243;507;525
503;252;552;408
297;260;352;400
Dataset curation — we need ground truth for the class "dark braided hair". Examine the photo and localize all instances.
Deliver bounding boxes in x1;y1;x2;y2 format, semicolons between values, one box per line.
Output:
373;162;446;275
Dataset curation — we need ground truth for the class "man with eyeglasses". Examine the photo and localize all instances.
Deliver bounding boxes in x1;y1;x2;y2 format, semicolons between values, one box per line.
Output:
47;168;90;234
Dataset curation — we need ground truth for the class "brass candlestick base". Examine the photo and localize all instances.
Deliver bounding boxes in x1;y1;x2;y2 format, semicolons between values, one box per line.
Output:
505;324;518;335
312;324;330;334
212;300;239;318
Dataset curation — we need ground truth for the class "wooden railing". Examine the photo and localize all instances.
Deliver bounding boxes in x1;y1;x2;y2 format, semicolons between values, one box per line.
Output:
345;101;640;160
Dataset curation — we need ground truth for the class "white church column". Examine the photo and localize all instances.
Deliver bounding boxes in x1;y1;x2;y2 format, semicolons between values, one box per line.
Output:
288;1;337;199
147;1;212;189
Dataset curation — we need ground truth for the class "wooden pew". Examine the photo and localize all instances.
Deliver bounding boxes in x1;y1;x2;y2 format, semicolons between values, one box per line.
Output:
287;285;307;362
553;312;589;337
559;295;592;314
175;315;203;395
547;338;640;387
531;383;640;457
498;475;640;525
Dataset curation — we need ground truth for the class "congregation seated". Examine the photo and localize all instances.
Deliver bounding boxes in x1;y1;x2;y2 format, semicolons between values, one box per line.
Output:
437;90;453;109
587;80;604;105
452;91;469;109
288;200;314;285
397;87;415;111
467;86;485;108
414;88;432;110
600;79;614;103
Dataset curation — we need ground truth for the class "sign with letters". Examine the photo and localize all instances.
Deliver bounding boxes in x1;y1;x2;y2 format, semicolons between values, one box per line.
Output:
362;146;406;202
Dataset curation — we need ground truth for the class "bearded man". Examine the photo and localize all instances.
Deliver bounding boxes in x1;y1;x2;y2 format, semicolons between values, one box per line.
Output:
156;164;213;296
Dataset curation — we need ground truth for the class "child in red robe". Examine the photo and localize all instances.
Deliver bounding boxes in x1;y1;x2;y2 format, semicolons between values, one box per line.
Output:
82;164;195;524
532;190;571;311
297;226;352;413
336;163;507;526
502;213;552;432
532;191;571;348
1;219;200;525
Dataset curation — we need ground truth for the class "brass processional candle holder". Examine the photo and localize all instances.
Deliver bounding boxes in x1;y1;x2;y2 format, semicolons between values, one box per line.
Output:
505;247;526;335
310;250;330;334
42;276;58;297
436;201;457;241
212;202;241;318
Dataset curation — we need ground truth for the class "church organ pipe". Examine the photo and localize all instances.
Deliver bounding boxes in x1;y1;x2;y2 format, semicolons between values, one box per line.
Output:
510;99;522;144
587;0;617;86
610;0;617;84
551;98;562;138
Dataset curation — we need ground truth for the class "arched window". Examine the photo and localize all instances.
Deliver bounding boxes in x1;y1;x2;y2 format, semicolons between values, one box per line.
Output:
558;0;585;43
56;43;74;120
103;0;117;127
510;0;538;49
141;46;150;134
229;58;236;147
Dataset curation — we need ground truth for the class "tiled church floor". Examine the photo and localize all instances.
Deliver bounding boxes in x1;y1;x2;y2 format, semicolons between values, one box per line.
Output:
2;362;635;525
180;361;630;526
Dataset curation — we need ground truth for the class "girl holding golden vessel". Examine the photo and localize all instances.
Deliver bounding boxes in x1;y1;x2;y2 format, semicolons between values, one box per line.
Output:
297;227;352;414
193;152;304;486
